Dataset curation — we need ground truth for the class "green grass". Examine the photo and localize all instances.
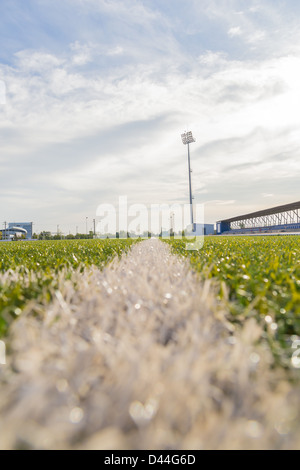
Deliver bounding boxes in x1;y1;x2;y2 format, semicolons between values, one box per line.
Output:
167;236;300;368
0;238;135;272
0;239;135;337
1;236;300;369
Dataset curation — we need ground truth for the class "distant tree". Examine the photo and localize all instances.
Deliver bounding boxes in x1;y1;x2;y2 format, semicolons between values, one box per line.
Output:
39;231;52;240
119;231;127;239
75;233;88;239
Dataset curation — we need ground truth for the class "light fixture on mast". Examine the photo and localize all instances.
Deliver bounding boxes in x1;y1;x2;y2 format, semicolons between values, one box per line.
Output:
181;131;195;145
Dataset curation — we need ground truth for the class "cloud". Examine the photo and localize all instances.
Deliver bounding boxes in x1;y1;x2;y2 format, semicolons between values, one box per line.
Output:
228;26;242;37
0;80;6;104
246;29;266;44
14;50;64;71
70;42;94;66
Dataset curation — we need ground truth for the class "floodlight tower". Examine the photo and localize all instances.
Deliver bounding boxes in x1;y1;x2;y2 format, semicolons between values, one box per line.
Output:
181;131;196;230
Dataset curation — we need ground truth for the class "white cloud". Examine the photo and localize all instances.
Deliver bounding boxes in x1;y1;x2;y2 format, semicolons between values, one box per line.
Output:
0;80;6;104
206;200;236;205
198;51;227;67
14;50;65;72
228;26;242;37
246;30;266;44
107;46;124;56
2;47;300;214
70;42;94;66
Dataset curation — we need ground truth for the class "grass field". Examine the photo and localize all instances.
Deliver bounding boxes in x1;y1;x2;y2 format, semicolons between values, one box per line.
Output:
1;236;299;369
1;236;300;449
167;236;300;369
0;239;135;337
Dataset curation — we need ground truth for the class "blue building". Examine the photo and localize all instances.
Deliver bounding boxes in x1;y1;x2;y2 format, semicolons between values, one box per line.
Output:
8;222;33;239
198;223;214;235
186;223;215;235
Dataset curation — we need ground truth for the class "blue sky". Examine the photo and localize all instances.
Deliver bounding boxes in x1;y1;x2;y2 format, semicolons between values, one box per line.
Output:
0;0;300;233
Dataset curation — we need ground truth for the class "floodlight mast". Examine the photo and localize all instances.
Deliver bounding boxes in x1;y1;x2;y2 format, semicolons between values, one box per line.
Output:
181;131;196;231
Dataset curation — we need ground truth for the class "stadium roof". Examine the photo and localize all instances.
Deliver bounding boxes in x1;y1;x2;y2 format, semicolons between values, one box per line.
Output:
218;201;300;223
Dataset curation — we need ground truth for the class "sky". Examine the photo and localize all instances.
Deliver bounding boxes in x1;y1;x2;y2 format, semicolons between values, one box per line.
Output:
0;0;300;234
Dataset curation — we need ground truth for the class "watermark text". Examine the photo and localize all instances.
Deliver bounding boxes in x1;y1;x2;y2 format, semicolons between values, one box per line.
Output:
96;196;206;250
